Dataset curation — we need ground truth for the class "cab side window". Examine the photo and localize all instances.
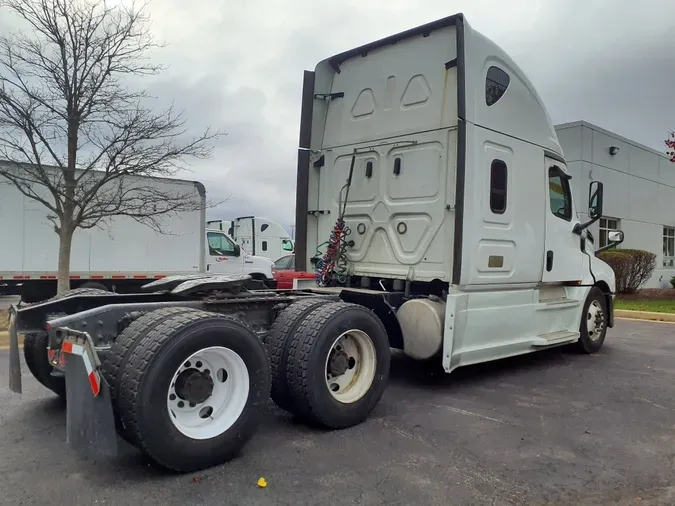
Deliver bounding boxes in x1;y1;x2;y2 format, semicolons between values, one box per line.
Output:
207;232;236;256
489;159;507;214
548;166;572;221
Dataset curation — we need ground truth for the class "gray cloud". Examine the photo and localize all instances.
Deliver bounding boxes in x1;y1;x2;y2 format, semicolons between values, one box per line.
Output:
1;0;673;235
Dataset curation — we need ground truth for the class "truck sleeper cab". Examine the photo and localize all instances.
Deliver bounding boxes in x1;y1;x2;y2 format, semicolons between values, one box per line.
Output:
295;13;623;371
7;14;624;474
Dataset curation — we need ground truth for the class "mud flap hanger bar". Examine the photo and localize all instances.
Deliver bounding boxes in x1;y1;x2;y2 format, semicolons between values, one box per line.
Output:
59;328;104;396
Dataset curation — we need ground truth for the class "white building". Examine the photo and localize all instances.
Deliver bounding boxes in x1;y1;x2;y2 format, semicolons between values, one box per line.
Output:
555;121;674;288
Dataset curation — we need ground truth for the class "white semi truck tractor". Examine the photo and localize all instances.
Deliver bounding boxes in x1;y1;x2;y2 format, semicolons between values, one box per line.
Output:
8;13;623;473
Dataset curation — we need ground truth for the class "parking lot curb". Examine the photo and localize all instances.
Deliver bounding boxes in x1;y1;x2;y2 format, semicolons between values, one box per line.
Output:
615;309;675;323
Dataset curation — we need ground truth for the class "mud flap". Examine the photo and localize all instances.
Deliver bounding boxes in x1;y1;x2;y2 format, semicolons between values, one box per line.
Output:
8;308;22;394
65;353;118;458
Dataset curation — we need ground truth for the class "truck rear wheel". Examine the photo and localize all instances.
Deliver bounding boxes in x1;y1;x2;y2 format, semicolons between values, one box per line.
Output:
23;332;66;400
116;309;270;472
78;281;108;291
52;287;109;300
102;306;197;443
286;302;390;429
576;287;608;354
266;297;333;412
20;287;109;399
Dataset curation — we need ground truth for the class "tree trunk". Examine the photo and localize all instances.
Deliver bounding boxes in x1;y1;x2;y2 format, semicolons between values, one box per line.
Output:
57;226;74;294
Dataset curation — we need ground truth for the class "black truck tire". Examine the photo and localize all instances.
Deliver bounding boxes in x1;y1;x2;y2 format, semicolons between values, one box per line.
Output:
116;309;271;472
102;306;196;444
23;332;66;399
51;287;109;301
576;287;609;354
21;287;109;398
286;302;391;429
266;298;333;413
78;281;109;291
21;285;108;304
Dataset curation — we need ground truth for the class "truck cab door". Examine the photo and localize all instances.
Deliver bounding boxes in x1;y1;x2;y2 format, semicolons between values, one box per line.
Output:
542;158;584;283
206;231;242;274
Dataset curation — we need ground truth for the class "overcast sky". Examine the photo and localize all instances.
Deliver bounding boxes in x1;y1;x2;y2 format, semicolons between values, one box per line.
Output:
3;0;674;234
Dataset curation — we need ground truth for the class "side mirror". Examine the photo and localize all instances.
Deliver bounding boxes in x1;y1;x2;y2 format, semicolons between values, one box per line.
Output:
597;229;624;253
588;181;603;219
608;230;623;243
234;244;241;256
574;181;604;235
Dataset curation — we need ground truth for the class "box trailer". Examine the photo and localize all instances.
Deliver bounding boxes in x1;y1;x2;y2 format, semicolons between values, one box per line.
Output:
8;13;624;474
0;169;275;301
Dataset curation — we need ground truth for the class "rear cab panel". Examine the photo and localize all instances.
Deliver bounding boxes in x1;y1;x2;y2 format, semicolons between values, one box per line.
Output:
302;18;462;283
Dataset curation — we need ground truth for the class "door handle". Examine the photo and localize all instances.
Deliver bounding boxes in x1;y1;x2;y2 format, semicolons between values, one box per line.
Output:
546;250;554;272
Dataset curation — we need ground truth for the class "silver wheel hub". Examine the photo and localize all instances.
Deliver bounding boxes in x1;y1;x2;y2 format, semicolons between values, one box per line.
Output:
586;300;605;341
325;329;377;404
166;346;250;440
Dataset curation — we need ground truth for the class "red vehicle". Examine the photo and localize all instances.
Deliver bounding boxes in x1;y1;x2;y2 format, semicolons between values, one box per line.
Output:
272;254;315;289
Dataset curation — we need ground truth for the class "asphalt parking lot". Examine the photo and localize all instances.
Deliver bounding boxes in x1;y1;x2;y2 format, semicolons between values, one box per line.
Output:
2;319;675;505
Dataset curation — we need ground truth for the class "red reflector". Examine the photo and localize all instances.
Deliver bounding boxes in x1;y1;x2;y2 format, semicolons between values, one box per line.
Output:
89;371;100;396
62;341;73;354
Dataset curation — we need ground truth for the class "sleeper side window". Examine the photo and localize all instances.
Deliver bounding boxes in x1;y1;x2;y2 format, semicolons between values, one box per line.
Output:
486;66;510;106
548;166;573;221
490;159;507;214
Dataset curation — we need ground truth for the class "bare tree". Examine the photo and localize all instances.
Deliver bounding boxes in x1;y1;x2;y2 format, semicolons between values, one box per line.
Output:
0;0;222;293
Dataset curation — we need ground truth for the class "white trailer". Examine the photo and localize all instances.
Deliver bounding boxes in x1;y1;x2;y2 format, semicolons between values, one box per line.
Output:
0;168;275;300
8;14;624;474
208;216;295;261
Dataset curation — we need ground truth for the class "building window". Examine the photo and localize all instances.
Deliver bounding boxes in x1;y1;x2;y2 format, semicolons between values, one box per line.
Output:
548;166;572;221
664;227;675;267
485;66;510;106
489;160;507;214
599;217;620;249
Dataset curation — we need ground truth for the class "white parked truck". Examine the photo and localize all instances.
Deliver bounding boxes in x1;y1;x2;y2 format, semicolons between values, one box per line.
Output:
8;14;623;474
208;216;295;261
0;171;275;301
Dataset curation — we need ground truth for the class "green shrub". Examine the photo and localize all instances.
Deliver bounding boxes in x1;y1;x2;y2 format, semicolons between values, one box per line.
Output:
597;249;656;294
671;276;675;289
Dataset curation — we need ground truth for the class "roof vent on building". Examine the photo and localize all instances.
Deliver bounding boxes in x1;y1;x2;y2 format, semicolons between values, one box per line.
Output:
609;146;620;156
